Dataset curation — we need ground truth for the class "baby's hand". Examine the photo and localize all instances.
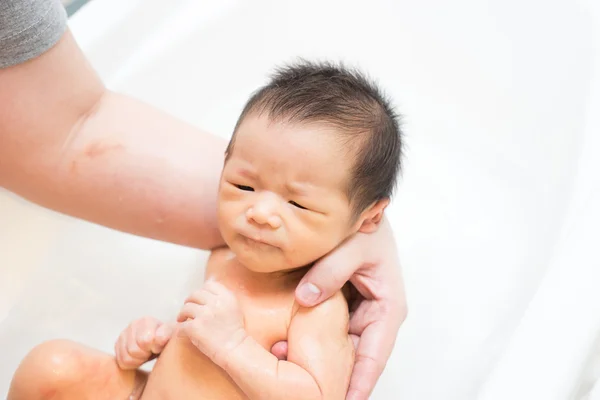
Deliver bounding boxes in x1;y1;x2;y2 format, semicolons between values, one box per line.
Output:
177;280;247;366
114;316;173;370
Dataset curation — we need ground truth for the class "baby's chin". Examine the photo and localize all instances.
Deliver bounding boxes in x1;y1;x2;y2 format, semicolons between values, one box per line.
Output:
239;253;287;273
231;244;297;273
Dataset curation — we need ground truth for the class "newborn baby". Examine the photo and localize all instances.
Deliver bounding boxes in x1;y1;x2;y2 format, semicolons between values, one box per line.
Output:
8;60;402;400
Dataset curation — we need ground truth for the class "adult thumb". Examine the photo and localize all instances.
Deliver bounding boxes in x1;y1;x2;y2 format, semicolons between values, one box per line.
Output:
295;246;358;307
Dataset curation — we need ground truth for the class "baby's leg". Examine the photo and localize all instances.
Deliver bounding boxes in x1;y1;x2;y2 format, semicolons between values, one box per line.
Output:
8;339;147;400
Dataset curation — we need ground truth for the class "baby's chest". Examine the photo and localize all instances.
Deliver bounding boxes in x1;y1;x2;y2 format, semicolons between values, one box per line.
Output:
205;249;301;348
232;287;296;348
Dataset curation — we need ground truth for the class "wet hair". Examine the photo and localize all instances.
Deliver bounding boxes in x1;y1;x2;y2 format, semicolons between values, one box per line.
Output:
226;59;403;216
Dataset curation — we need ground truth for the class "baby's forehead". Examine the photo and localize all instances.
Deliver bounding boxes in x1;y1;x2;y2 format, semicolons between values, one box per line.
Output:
228;144;352;194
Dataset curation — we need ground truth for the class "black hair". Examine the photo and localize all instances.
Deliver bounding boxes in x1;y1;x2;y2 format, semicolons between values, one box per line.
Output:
226;59;403;215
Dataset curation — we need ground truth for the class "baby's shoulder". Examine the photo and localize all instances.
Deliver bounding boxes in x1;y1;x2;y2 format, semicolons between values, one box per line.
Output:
205;246;236;277
290;289;349;326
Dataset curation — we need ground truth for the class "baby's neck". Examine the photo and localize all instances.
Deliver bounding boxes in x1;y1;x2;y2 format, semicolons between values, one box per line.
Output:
228;251;313;291
246;263;311;288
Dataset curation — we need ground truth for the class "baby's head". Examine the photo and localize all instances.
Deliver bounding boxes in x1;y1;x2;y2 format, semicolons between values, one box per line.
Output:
217;60;403;273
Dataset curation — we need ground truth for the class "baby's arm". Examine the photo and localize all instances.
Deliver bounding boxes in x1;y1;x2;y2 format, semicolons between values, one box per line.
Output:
219;291;354;400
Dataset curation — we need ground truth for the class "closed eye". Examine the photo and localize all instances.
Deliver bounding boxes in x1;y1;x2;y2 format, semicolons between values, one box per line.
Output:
289;200;308;210
235;184;254;192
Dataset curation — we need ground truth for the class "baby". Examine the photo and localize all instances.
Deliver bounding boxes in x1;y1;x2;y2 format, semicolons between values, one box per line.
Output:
8;60;402;400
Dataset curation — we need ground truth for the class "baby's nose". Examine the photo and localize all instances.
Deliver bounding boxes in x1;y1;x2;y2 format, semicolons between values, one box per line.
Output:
247;208;282;229
246;195;282;229
246;208;281;229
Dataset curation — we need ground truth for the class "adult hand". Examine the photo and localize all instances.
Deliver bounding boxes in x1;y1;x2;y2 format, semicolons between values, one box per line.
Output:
281;218;407;400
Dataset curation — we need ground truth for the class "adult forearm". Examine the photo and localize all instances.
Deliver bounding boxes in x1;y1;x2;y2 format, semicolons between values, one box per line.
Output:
219;335;321;400
46;89;226;250
0;30;225;249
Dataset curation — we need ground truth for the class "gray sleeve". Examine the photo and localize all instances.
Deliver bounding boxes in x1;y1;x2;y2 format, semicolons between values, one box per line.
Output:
0;0;68;68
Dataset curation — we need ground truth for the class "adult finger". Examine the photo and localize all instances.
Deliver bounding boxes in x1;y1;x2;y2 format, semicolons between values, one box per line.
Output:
346;320;394;400
347;313;400;400
295;240;359;307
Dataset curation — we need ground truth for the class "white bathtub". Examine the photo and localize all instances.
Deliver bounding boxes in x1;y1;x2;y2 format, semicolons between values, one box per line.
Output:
1;0;599;398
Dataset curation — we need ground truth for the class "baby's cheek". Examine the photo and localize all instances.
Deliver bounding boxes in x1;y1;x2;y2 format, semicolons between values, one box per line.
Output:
219;183;247;204
288;231;329;264
217;205;240;243
218;197;242;221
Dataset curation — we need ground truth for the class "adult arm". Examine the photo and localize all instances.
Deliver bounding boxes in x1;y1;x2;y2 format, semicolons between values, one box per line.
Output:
0;29;226;249
1;5;407;396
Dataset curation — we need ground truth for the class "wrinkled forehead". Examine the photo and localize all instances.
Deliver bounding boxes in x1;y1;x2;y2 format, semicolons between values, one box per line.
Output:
225;114;355;194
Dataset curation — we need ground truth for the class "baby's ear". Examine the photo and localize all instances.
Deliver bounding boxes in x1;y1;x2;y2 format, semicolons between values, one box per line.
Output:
356;198;390;234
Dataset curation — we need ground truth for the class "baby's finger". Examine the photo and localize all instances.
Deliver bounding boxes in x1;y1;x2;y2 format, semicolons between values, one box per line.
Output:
177;303;203;323
184;289;214;306
114;333;125;367
135;321;159;352
177;320;198;341
152;323;174;353
203;280;227;295
127;324;149;359
116;349;135;369
175;321;190;339
117;335;142;369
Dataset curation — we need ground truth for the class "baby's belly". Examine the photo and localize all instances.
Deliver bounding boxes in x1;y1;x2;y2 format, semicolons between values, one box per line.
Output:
141;330;247;400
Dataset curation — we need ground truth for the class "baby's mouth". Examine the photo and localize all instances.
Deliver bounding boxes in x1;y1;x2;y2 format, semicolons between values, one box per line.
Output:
239;231;279;249
244;235;275;247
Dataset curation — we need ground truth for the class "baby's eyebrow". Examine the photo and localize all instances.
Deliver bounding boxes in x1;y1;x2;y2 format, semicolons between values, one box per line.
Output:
285;182;311;196
236;168;256;179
